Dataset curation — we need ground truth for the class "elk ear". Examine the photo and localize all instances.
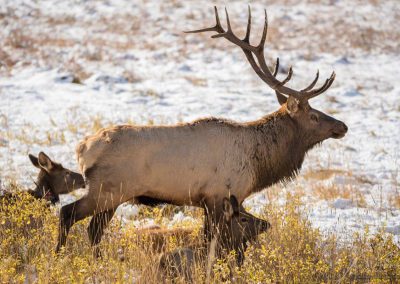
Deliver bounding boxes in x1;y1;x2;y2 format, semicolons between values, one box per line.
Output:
286;96;299;115
223;197;234;222
38;152;54;172
229;195;240;215
28;154;40;169
275;91;287;105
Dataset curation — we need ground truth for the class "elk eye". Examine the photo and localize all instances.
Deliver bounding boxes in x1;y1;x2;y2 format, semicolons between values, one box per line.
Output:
310;113;319;122
241;217;248;223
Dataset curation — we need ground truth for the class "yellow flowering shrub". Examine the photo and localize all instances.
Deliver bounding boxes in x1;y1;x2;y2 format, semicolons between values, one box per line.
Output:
1;189;399;283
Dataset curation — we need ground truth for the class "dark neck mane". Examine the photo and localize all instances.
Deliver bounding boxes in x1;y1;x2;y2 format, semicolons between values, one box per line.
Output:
246;108;310;192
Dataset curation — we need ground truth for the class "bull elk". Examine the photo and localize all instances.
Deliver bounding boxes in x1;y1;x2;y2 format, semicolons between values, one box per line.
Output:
55;7;347;255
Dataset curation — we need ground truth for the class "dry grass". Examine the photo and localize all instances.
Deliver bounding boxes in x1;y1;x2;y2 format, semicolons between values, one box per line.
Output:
390;194;400;210
0;112;117;149
1;188;399;283
311;182;352;200
303;169;370;207
184;76;208;87
239;194;400;283
304;169;347;181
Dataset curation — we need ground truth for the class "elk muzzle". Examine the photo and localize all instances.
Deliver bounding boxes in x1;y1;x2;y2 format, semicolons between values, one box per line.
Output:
331;121;348;139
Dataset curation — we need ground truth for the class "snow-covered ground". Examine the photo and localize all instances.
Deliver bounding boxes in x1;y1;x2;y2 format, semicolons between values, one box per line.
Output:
0;0;399;241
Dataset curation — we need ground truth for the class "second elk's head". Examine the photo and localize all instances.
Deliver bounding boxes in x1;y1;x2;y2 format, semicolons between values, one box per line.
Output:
28;152;85;204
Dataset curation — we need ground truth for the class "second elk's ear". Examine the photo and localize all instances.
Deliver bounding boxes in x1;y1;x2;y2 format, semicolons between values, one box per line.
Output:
38;152;54;173
229;195;240;215
29;154;40;169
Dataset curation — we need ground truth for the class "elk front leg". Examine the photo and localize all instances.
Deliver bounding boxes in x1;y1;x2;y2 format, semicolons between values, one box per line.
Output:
56;196;97;253
87;208;116;258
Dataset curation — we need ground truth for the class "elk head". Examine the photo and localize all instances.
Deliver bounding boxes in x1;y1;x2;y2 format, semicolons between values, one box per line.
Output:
158;195;270;281
220;195;270;265
28;152;85;204
186;7;348;148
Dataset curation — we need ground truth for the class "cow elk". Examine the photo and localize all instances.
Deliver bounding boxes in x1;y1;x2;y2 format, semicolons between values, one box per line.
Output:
158;196;270;282
55;7;347;255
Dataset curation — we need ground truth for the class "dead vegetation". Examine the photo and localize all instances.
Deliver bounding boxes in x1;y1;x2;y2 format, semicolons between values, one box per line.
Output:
303;169;371;207
1;189;399;283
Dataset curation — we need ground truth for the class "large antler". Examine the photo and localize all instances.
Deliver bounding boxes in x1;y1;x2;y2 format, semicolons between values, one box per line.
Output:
185;6;335;101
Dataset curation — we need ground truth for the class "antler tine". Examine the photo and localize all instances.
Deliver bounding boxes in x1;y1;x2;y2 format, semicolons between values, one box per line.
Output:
273;58;279;77
305;71;336;99
301;70;319;92
210;8;257;53
280;66;293;86
214;6;223;32
184;6;224;34
318;71;336;93
186;7;336;101
243;5;251;43
257;9;268;51
321;73;335;92
225;7;232;32
247;9;300;98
